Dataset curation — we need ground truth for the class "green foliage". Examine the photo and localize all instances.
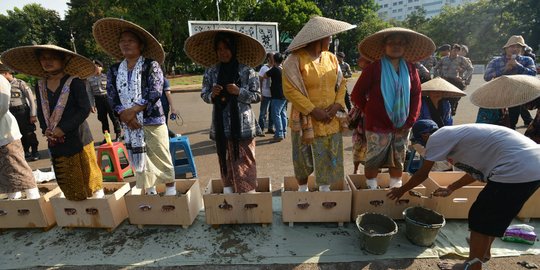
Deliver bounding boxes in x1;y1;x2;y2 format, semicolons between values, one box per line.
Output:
12;0;538;73
313;0;389;63
0;4;65;52
403;0;540;63
245;0;322;50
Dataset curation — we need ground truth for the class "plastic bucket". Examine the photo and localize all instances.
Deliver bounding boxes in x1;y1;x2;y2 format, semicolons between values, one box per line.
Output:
356;213;398;254
403;206;445;247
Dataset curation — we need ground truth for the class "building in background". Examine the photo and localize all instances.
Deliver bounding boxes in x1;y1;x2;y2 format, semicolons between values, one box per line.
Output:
375;0;477;21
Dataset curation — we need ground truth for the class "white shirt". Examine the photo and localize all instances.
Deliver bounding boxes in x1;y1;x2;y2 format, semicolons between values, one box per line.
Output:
0;75;22;147
258;64;272;97
425;124;540;183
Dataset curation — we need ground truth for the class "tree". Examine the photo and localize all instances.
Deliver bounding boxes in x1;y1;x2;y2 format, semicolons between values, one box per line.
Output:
65;0;111;64
402;7;429;32
245;0;322;51
0;4;65;53
313;0;389;62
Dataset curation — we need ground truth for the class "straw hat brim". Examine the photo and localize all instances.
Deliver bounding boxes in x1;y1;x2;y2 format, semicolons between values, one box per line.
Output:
0;45;96;79
421;77;466;97
183;29;266;68
469;75;540;109
358;27;435;62
93;18;165;64
287;16;356;52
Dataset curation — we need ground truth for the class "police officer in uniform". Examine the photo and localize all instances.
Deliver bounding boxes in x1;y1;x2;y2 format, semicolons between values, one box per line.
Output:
87;60;121;142
0;62;40;161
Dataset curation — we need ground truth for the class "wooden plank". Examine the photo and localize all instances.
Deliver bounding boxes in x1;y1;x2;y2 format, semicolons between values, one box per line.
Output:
50;182;129;230
424;172;485;219
0;184;61;229
347;174;425;220
203;178;273;225
281;176;352;223
125;179;203;226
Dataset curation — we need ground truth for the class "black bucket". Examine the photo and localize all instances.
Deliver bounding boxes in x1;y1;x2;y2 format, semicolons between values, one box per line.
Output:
356;213;398;254
403;206;445;247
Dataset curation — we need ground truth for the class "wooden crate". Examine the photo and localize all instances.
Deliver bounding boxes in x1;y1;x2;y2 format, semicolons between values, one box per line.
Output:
203;177;272;226
423;172;485;219
281;176;352;226
347;174;425;220
125;179;203;228
517;188;540;221
0;184;61;230
50;182;130;231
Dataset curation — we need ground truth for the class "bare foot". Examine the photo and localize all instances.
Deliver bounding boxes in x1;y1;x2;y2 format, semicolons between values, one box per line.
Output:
438;258;484;270
437;261;466;270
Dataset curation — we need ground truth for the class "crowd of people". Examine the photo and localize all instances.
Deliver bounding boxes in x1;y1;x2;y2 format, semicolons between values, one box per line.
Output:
1;14;540;270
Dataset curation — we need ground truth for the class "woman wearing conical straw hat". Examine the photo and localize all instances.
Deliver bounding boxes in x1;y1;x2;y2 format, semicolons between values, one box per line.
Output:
1;45;104;200
184;29;265;193
93;18;176;196
418;77;466;128
282;16;355;192
351;27;435;190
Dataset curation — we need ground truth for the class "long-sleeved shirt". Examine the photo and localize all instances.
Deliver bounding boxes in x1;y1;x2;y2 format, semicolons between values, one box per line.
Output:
351;59;422;133
35;76;93;157
201;63;261;140
283;49;347;137
0;75;21;146
107;58;165;126
434;55;473;84
484;54;536;81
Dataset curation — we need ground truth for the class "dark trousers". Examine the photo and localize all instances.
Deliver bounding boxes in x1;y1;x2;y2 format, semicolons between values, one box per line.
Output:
9;105;38;153
509;105;533;129
443;77;466;116
95;95;121;134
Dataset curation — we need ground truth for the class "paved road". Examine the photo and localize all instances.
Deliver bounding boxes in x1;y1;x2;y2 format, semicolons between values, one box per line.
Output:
28;74;533;191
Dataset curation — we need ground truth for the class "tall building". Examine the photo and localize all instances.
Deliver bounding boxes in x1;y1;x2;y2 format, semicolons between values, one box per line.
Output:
375;0;477;21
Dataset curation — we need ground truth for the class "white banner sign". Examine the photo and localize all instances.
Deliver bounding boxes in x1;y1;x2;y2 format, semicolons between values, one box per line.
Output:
188;21;279;52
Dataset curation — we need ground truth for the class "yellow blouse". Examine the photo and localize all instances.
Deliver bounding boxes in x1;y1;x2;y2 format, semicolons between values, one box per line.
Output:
283;49;346;137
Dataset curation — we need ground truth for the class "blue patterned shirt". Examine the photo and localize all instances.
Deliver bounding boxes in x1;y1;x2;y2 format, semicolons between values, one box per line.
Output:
484;54;536;81
107;59;165;125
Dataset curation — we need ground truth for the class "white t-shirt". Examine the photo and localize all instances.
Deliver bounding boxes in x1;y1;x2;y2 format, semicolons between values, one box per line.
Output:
425;124;540;183
258;64;272;97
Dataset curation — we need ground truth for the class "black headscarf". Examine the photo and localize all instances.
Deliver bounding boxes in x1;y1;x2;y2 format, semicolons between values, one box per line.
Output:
213;32;241;178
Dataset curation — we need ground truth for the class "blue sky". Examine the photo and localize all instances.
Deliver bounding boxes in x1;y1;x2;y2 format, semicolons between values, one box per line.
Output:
0;0;68;18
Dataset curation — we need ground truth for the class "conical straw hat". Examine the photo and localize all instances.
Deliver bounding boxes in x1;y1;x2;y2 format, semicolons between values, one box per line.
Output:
421;77;466;97
0;45;95;79
286;16;356;52
184;29;266;68
93;18;165;64
470;75;540;109
358;27;435;62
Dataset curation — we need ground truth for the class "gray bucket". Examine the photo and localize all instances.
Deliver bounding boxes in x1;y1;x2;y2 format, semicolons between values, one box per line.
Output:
356;213;398;255
403;206;446;247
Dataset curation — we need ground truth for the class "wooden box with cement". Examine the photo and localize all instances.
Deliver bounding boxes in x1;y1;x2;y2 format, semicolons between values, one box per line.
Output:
50;182;130;231
517;189;540;221
281;176;352;226
203;178;272;226
125;179;203;228
423;172;485;219
0;183;61;230
347;174;425;220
